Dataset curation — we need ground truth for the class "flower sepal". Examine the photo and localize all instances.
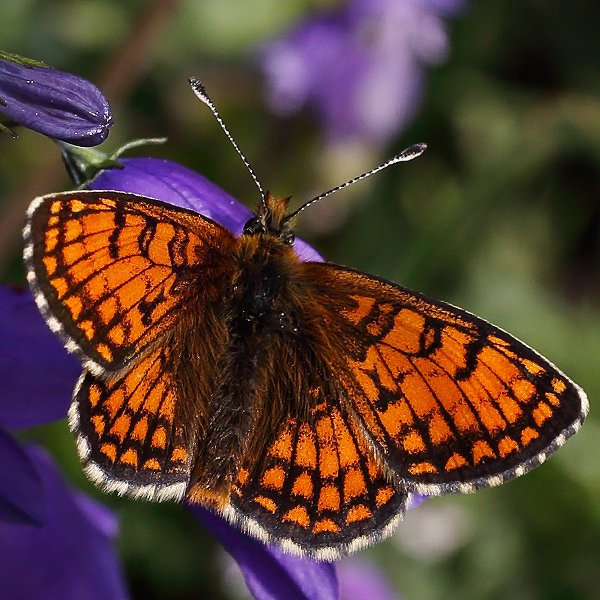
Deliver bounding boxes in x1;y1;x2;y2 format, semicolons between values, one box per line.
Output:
57;137;167;187
0;50;48;69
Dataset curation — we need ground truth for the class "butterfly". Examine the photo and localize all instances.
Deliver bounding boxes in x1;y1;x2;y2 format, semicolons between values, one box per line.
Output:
22;81;588;561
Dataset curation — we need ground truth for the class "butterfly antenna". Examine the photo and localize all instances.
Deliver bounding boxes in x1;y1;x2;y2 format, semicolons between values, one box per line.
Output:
283;143;427;223
189;77;267;209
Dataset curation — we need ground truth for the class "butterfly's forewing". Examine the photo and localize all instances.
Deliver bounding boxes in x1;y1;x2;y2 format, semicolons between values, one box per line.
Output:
24;191;234;376
303;263;588;495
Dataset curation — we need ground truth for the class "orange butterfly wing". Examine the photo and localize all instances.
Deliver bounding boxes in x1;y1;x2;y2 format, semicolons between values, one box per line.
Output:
71;346;196;501
24;191;234;375
24;191;235;499
222;386;408;560
302;263;588;495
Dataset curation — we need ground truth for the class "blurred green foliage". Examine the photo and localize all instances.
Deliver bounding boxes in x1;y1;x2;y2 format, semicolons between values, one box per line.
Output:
2;0;600;599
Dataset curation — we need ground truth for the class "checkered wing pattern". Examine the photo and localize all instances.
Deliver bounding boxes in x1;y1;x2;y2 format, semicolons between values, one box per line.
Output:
229;392;407;560
71;345;195;501
24;191;234;376
303;263;588;495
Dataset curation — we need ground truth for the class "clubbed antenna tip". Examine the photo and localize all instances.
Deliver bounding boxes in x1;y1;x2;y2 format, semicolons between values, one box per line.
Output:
188;77;210;106
397;143;427;161
189;77;266;208
283;142;428;223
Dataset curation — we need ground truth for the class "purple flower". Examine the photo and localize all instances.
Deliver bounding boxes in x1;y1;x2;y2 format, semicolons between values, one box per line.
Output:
0;446;129;599
0;58;112;146
0;290;127;596
0;286;79;527
262;0;465;143
338;557;402;600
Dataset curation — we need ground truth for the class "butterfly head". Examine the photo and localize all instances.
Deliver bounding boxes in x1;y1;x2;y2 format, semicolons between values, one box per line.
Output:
243;193;295;246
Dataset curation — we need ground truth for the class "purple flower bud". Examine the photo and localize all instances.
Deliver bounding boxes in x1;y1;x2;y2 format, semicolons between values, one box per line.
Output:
0;59;112;146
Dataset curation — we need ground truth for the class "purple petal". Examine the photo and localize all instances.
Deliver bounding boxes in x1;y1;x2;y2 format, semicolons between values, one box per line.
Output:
408;492;428;511
91;158;252;233
0;446;129;600
0;427;44;526
90;158;323;262
0;59;112;146
72;492;119;540
0;286;79;428
191;506;338;600
338;558;400;600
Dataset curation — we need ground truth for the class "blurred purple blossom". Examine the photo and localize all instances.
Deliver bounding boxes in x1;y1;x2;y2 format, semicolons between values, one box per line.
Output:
338;557;402;600
262;0;465;144
0;58;112;146
0;286;127;595
0;285;78;527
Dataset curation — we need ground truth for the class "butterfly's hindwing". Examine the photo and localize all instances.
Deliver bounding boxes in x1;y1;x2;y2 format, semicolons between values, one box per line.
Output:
70;345;197;501
227;387;407;560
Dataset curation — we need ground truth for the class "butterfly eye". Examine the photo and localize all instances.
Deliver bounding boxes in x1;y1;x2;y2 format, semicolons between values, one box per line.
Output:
280;229;295;245
243;217;267;236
